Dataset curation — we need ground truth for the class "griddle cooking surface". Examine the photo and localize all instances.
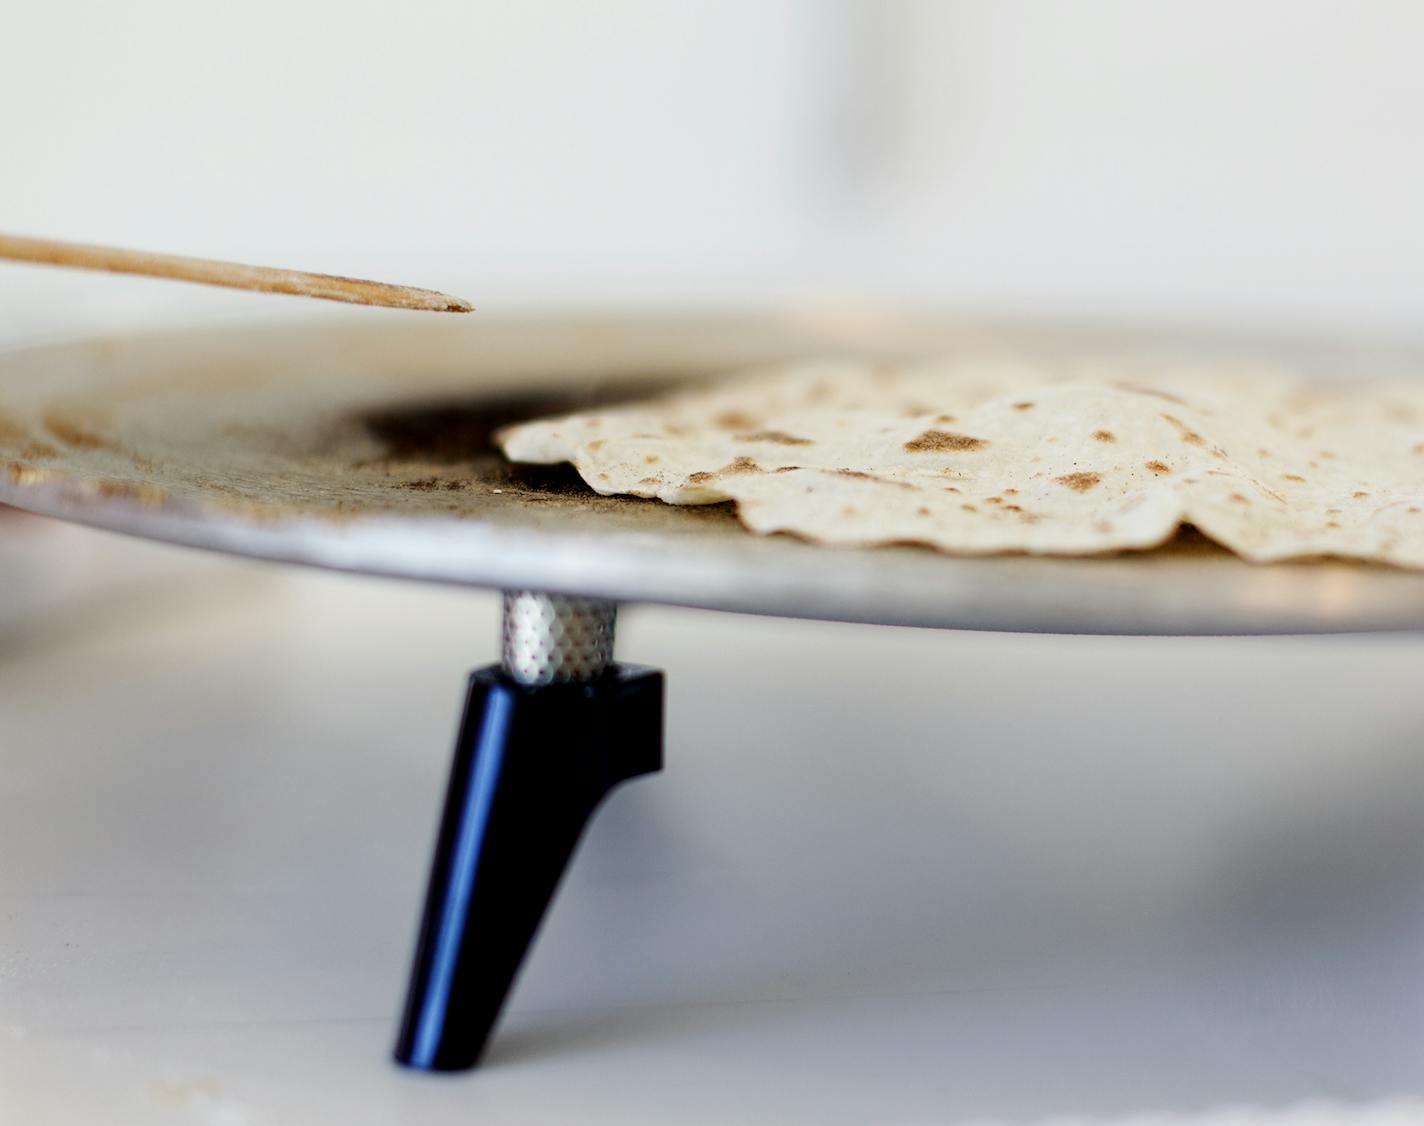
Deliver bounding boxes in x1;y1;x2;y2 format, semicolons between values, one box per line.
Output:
3;311;1424;634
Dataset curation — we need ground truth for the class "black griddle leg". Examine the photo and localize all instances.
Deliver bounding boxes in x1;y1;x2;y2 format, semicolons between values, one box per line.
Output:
394;593;662;1072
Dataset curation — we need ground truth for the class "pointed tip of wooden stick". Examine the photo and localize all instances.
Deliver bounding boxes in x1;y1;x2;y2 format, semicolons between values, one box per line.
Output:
377;282;474;313
0;232;478;314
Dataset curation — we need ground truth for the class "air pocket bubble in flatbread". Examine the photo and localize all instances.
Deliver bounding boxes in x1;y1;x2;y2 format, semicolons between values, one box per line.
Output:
497;355;1424;568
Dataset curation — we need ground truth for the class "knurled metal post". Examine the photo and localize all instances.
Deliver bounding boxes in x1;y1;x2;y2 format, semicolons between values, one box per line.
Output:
501;591;617;685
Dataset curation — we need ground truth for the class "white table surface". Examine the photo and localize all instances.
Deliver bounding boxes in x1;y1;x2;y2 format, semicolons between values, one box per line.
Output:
3;524;1424;1125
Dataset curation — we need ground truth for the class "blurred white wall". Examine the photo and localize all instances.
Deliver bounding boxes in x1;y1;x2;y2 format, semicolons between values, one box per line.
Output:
864;1;1424;332
2;0;1422;338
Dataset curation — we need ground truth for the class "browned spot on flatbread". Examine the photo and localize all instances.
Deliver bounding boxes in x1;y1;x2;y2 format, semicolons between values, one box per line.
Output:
1353;490;1370;499
638;477;660;486
1093;430;1116;443
17;441;57;459
934;414;957;424
1055;471;1102;492
904;430;987;453
943;485;961;493
1283;474;1307;483
714;410;756;430
734;430;813;446
1003;488;1019;496
1161;414;1205;447
1012;402;1035;411
1003;504;1024;513
1230;493;1250;505
1327;521;1342;529
1145;460;1172;474
984;496;1002;505
587;439;606;451
45;413;109;450
644;454;660;464
916;506;931;517
773;465;801;473
831;469;915;490
961;503;978;512
692;457;762;484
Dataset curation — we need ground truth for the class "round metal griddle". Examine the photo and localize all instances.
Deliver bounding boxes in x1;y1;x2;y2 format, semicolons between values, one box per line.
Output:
3;310;1424;635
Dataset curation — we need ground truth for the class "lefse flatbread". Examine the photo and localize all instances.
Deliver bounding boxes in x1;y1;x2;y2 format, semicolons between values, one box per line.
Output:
497;355;1424;567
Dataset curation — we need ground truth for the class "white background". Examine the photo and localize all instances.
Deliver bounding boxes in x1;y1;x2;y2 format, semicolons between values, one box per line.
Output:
3;1;1423;336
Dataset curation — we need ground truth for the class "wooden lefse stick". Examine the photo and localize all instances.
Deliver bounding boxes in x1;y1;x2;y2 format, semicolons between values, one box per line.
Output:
0;233;473;313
